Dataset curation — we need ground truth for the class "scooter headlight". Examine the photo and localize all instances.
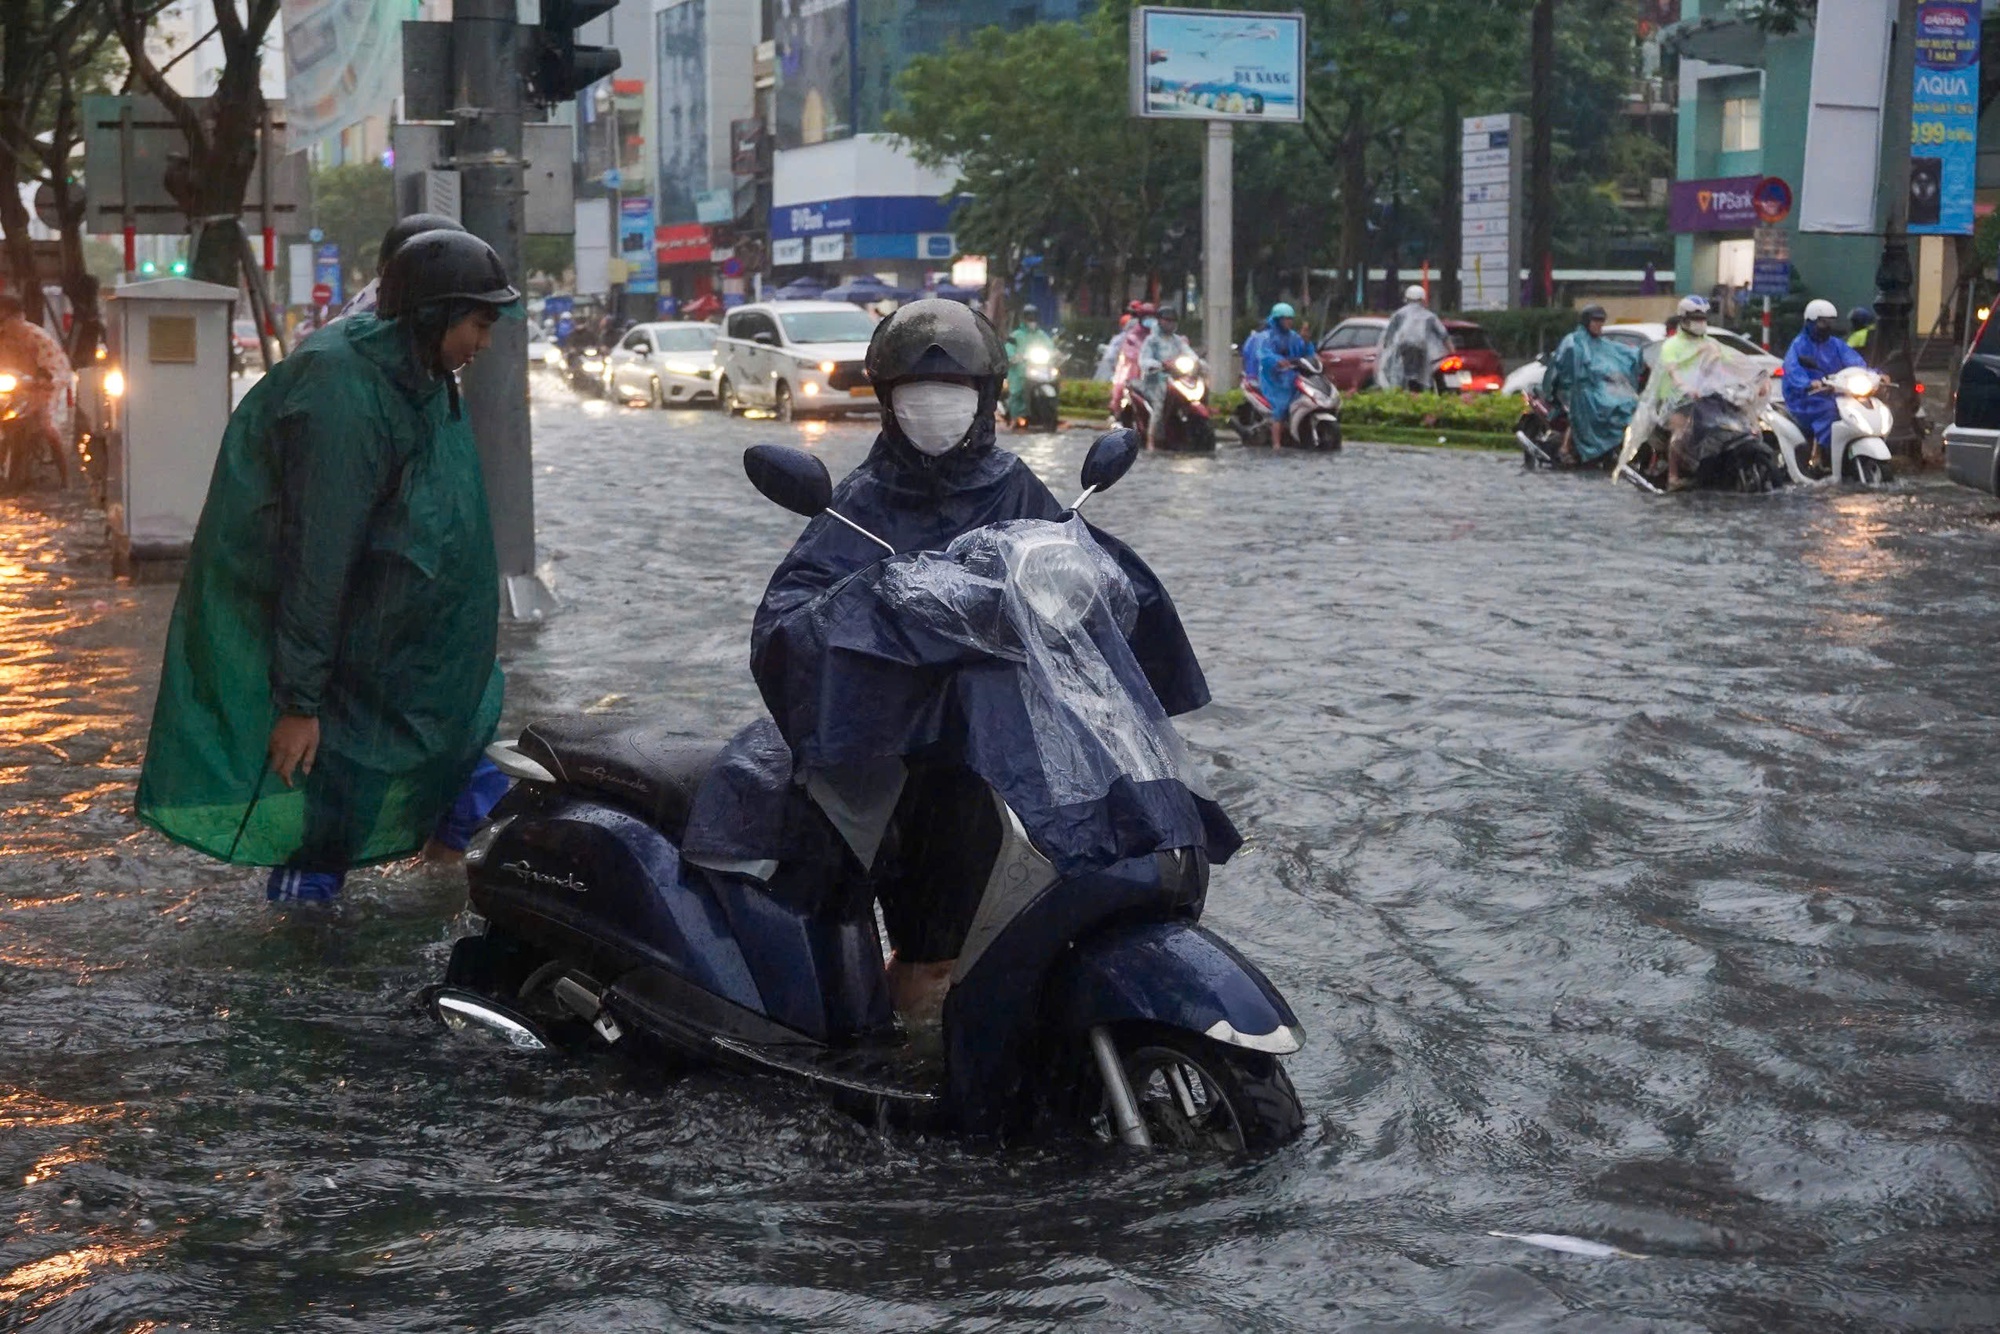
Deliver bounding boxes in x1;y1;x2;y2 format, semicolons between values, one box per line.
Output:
1834;368;1879;398
0;374;16;394
1027;345;1052;366
1172;354;1197;375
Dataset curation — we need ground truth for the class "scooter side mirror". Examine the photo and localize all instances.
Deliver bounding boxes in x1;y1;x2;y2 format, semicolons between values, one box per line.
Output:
743;444;833;518
1080;428;1142;494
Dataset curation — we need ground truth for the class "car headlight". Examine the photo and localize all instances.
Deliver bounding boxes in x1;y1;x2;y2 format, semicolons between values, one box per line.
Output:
581;357;603;372
664;360;705;376
1834;368;1878;397
1027;346;1052;366
819;360;836;373
1173;354;1196;375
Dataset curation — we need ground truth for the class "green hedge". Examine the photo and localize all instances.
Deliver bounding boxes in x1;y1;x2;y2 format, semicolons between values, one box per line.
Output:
1059;380;1522;433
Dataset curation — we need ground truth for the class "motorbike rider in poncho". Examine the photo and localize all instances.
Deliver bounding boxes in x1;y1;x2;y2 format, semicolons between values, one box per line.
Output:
1782;298;1869;466
1136;306;1197;447
136;231;520;902
1003;303;1056;426
1616;294;1770;490
1252;303;1315;448
1542;303;1641;465
1375;284;1451;392
1109;301;1154;419
679;299;1230;1032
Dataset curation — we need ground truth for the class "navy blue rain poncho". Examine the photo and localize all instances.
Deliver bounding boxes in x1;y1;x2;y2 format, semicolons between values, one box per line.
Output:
682;415;1238;880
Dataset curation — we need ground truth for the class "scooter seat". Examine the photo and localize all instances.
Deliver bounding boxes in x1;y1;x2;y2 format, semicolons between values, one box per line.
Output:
515;719;721;839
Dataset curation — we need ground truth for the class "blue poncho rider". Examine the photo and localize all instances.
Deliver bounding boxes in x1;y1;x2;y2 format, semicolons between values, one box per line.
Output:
1541;303;1641;465
1252;302;1315;448
1136;306;1197;447
733;299;1219;1031
1783;298;1867;461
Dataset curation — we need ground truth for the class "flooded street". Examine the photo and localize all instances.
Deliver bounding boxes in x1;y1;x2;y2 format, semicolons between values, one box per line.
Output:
5;379;1999;1331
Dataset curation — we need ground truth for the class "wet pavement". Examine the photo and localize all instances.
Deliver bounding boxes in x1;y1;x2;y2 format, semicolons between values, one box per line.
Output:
4;375;1999;1331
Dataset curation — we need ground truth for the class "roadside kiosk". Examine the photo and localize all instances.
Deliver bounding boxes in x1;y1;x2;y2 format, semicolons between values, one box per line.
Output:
102;277;236;574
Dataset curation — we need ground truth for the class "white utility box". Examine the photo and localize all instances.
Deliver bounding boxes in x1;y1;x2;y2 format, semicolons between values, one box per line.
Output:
103;277;237;572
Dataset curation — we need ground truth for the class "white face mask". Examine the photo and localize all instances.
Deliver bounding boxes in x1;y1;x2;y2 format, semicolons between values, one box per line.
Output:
1684;319;1708;337
891;381;981;456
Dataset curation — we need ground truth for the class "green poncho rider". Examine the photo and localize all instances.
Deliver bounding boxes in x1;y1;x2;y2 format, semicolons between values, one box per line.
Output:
1004;304;1056;425
136;229;521;902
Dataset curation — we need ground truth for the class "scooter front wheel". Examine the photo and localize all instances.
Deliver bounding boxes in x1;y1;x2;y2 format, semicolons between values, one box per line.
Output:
1094;1021;1303;1154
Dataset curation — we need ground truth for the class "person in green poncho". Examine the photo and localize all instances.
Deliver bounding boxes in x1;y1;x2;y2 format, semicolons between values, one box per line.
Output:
1004;304;1055;427
136;230;521;902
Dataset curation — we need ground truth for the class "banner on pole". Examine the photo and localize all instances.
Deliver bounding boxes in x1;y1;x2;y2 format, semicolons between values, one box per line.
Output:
620;198;659;294
1909;0;1980;235
1459;113;1521;311
282;0;403;153
1798;0;1894;234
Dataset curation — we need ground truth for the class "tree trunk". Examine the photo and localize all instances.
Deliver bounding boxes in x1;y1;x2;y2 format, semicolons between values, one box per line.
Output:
0;14;45;325
0;134;42;323
1337;91;1368;314
1527;0;1556;307
1439;87;1462;312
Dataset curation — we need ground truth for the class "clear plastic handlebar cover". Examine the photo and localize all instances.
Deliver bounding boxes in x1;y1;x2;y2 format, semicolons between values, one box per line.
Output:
876;517;1200;806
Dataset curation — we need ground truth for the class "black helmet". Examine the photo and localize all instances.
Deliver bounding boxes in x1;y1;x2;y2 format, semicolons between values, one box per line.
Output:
1022;303;1040;319
378;212;464;273
1579;303;1607;325
1849;305;1876;329
377;230;519;319
864;297;1007;389
1156;305;1180;321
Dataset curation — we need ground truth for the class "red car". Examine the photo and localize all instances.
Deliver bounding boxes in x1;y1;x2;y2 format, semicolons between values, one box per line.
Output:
1316;317;1505;394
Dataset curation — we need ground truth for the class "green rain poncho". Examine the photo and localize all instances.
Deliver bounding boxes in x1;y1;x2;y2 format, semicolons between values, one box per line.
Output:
1542;327;1641;461
137;313;502;869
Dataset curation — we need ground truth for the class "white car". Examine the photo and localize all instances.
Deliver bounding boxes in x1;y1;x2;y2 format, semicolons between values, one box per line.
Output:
605;321;721;407
1501;322;1783;396
714;300;881;420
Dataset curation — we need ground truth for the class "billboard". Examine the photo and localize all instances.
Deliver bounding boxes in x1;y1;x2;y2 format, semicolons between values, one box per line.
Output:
776;0;853;149
656;0;708;227
1909;0;1980;235
1460;113;1520;311
1129;8;1304;122
620;197;658;294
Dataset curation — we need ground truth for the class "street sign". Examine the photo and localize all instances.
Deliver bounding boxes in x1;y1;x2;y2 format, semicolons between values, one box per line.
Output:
1461;113;1523;311
312;282;333;306
1752;176;1793;225
1752;259;1791;297
82;95;308;235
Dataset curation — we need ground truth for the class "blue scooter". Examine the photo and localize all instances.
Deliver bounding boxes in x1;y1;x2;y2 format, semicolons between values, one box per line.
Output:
430;432;1305;1152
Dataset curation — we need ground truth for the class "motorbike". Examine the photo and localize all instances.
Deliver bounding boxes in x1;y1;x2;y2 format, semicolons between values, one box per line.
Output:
1231;353;1342;450
0;369;65;493
564;342;610;396
1122;353;1216;452
1762;367;1895;487
1514;386;1571;469
1014;342;1061;432
428;431;1305;1153
1612;393;1786;495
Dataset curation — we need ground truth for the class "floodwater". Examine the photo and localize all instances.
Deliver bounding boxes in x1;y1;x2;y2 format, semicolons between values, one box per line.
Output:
4;379;1999;1331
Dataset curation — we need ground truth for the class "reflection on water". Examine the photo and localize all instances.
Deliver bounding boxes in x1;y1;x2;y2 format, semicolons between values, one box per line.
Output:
2;408;1998;1329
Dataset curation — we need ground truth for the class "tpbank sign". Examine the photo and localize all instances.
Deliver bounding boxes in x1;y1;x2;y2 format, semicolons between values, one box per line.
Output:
1669;175;1763;232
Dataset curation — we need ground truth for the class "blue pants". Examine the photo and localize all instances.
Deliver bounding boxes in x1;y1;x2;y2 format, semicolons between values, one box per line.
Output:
266;757;510;902
1786;393;1839;446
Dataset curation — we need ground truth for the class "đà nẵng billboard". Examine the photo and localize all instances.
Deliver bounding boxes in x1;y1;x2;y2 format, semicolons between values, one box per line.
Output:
1129;7;1304;123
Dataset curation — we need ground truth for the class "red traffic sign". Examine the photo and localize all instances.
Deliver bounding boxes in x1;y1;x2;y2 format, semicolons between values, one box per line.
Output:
311;282;332;306
1752;176;1793;225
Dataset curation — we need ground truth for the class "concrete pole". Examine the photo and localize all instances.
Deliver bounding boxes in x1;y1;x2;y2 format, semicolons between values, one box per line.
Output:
454;0;553;619
1873;0;1921;458
1202;120;1234;385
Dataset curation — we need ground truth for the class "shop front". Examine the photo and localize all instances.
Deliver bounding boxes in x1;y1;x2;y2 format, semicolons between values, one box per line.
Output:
655;222;716;318
1669;174;1762;314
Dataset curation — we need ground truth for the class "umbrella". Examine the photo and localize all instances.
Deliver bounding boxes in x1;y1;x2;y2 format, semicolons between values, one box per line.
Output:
771;278;826;301
823;276;921;305
930;283;982;304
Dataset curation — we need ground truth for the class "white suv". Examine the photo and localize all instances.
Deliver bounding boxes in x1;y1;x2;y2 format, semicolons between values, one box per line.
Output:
715;300;881;420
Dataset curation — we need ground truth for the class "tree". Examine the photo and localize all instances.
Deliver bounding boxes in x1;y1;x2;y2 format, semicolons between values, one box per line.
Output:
112;0;281;291
309;162;395;290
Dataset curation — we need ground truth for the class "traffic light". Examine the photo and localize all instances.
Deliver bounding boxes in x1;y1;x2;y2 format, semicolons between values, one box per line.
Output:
170;259;187;276
529;0;621;105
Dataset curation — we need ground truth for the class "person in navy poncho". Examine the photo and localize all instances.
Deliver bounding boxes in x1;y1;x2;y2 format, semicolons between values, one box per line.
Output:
686;299;1229;1025
1252;303;1315;448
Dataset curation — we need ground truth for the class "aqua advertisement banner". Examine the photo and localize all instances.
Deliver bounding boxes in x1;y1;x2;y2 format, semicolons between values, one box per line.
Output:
620;198;659;294
1909;0;1979;235
1129;7;1304;123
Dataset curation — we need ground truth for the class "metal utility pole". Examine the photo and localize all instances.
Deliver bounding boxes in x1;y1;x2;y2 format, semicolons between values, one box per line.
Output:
1202;121;1233;386
453;0;549;619
1874;0;1922;458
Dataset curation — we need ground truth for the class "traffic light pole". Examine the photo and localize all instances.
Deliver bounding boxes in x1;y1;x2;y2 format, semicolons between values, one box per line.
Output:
453;0;552;619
